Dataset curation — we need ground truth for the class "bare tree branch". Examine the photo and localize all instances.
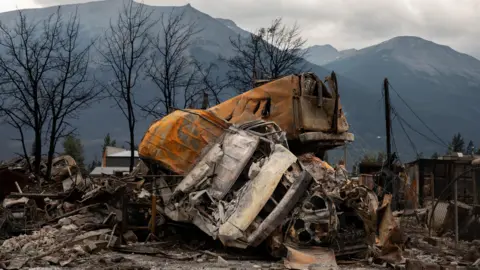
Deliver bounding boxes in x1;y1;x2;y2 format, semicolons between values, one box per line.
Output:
193;61;229;106
0;104;33;172
42;7;99;179
0;8;63;175
97;0;156;172
226;18;307;93
257;18;307;79
141;8;202;118
225;33;262;92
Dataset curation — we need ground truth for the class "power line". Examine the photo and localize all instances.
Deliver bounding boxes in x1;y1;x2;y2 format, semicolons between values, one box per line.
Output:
387;82;448;147
393;108;448;148
390;113;403;164
348;124;371;156
392;107;418;156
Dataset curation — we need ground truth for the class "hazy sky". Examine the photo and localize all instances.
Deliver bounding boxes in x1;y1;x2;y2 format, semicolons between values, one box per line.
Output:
3;0;480;58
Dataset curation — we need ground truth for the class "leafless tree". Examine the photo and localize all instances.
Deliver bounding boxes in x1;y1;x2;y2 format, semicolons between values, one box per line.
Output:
42;8;99;179
0;8;99;178
0;100;33;171
194;61;229;107
0;9;62;175
97;0;156;172
226;33;262;92
142;8;201;117
257;18;307;78
227;18;307;92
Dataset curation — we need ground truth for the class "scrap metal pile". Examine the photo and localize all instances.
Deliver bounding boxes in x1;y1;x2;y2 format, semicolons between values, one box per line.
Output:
135;72;406;268
143;118;381;257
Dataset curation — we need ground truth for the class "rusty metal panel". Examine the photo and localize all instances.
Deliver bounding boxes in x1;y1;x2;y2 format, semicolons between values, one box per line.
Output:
299;95;348;133
208;75;298;139
299;95;335;132
209;73;350;142
359;174;375;190
138;109;229;174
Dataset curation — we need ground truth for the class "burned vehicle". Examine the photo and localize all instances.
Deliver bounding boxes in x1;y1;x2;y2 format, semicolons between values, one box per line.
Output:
207;72;354;156
138;73;377;257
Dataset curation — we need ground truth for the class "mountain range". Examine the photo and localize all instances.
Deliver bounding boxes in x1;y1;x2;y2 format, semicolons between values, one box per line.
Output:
307;36;480;159
0;0;479;164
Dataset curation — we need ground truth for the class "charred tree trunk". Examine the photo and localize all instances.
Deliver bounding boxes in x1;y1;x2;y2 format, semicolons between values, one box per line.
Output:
127;86;135;172
97;1;155;173
45;119;57;180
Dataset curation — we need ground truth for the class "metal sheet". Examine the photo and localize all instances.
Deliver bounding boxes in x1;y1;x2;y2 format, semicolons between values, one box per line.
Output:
138;110;229;174
208;75;298;139
247;170;312;247
208;73;351;141
174;143;224;196
208;130;260;200
218;144;297;247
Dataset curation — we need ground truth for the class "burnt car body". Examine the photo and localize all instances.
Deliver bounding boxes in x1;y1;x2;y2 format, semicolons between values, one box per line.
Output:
138;73;378;257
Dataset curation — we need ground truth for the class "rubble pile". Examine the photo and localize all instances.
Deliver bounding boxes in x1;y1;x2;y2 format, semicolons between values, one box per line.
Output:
0;155;150;268
0;225;113;268
0;129;478;269
283;154;379;257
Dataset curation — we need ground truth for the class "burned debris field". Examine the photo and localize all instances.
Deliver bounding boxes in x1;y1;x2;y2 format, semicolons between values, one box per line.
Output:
0;72;479;270
0;1;480;269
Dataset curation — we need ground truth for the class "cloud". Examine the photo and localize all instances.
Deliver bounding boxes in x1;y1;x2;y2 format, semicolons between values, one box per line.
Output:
3;0;41;12
29;0;480;58
32;0;98;6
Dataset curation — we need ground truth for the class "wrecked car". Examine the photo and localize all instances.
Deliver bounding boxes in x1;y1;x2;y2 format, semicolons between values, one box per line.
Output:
139;111;377;257
137;72;383;258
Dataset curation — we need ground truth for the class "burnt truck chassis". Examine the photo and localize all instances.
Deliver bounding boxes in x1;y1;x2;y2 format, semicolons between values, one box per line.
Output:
145;121;376;258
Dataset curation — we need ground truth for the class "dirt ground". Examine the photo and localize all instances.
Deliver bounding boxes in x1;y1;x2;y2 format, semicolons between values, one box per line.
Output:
24;250;382;270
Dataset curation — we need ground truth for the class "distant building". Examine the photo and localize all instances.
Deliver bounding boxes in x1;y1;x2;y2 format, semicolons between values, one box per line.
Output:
405;152;480;207
90;146;139;177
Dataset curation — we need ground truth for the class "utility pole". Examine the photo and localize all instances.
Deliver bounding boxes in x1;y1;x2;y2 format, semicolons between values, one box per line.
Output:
383;78;396;210
454;167;459;248
383;78;392;170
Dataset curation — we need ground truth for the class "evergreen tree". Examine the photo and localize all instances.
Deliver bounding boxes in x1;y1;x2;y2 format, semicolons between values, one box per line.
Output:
63;135;85;169
431;152;439;159
466;140;475;154
448;133;465;153
102;133;117;154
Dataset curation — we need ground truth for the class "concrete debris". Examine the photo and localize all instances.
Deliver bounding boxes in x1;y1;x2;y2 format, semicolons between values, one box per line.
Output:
0;224;112;267
0;154;149;268
217;255;228;265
